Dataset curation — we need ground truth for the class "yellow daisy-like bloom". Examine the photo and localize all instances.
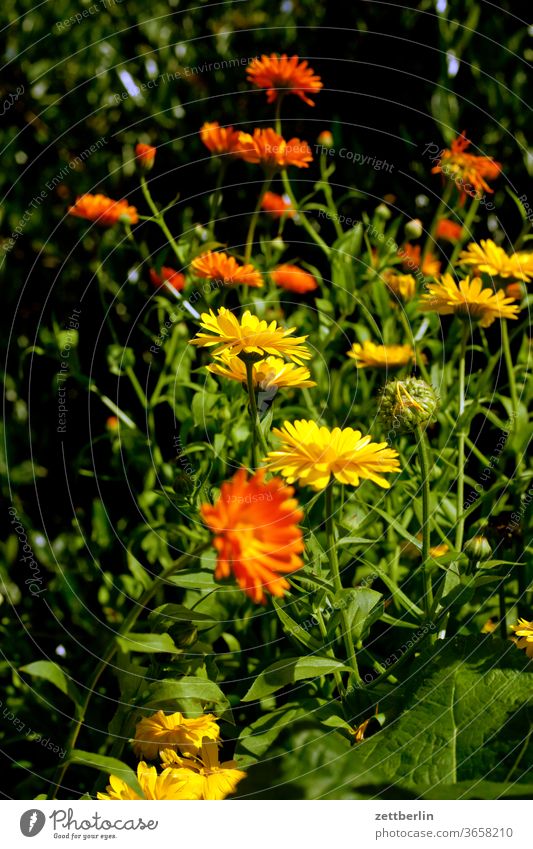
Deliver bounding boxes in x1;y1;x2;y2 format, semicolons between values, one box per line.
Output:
383;271;417;301
97;761;199;800
189;307;311;364
207;351;316;389
419;274;520;328
132;710;220;760
458;239;533;282
264;419;401;491
161;739;246;800
511;618;533;659
347;340;420;369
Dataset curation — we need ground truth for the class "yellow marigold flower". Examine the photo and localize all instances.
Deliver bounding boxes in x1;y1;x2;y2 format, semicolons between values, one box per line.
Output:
401;535;449;559
207;351;316;389
432;132;501;199
237;128;313;170
97;761;198;800
481;618;497;634
190;307;311;364
191;251;263;288
383;271;417;302
458;239;533;282
199;121;244;156
161;738;246;800
511;618;533;658
347;340;421;369
68;193;138;226
419;274;520;328
265;419;401;491
247;54;323;106
133;710;220;759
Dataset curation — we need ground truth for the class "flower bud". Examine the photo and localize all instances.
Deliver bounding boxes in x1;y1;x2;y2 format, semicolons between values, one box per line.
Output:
173;470;195;496
463;535;492;562
135;143;156;172
379;378;439;433
317;130;334;148
375;203;391;220
404;218;423;239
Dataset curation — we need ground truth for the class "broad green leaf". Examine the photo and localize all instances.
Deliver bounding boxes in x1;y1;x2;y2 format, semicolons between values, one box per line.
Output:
20;661;82;712
330;587;383;640
335;637;533;793
148;603;218;629
237;706;306;758
166;569;217;589
140;676;229;715
242;656;350;702
69;750;142;797
116;632;180;654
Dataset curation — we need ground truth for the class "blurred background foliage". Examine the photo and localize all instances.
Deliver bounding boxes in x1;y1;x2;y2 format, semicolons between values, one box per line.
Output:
0;0;531;798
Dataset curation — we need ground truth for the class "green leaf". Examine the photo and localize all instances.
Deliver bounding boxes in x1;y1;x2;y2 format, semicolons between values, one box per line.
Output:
116;632;180;654
69;750;142;797
237;706;306;758
371;564;424;620
334;637;533;794
20;661;83;712
330;587;383;640
272;599;323;652
242;656;350;702
148;603;218;630
140;676;229;716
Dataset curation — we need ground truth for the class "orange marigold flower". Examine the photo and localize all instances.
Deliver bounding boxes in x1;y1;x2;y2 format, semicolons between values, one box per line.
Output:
200;468;304;604
149;266;186;291
247;54;323;106
135;143;156;171
261;191;295;218
200;121;243;157
270;263;318;293
237;128;313;171
317;130;334;148
68;193;138;226
505;282;526;300
400;243;441;277
432;132;501;199
191;251;263;288
435;218;463;243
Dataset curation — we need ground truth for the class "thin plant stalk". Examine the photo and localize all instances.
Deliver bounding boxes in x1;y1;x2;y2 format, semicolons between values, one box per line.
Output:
455;323;470;552
325;482;362;687
244;359;269;468
244;175;273;263
415;424;433;620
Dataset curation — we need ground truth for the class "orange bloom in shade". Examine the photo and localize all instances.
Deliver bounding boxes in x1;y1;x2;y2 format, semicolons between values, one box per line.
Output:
200;121;243;157
68;193;138;226
247;54;323;106
200;468;304;604
135;143;156;171
432;132;501;199
237;128;313;170
270;264;318;293
435;218;463;243
261;191;295;218
400;243;441;277
317;130;334;148
149;266;186;291
190;251;263;288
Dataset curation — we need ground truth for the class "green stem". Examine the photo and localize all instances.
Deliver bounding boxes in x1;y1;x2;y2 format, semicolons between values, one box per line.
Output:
281;169;331;258
498;582;507;640
50;542;208;798
208;161;227;239
447;195;480;271
314;607;346;696
244;175;273;263
416;425;433;620
423;182;453;259
455;323;470;552
140;176;183;268
501;319;519;435
244;359;269;468
325;482;362;687
320;154;343;239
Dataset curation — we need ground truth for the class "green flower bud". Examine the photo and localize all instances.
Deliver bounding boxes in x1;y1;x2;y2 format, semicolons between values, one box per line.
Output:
463;535;492;562
375;203;391;220
404;218;423;239
379;378;439;434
